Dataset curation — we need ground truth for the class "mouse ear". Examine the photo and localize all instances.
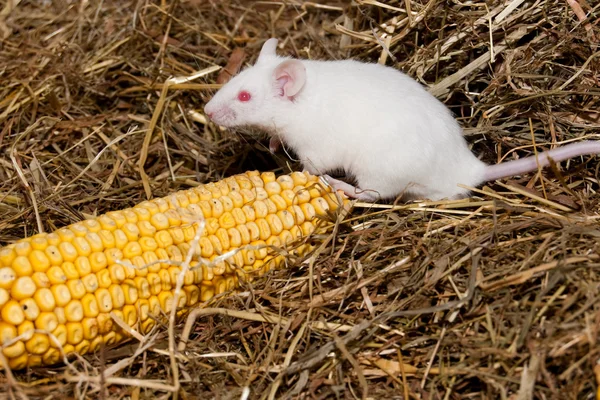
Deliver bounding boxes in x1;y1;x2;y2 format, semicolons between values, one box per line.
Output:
274;60;306;98
257;38;278;63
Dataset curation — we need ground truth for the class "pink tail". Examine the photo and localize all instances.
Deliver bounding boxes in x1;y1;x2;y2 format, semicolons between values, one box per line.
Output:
483;140;600;182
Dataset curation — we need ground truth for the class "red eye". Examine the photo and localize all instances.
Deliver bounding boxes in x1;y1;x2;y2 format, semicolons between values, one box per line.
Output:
238;91;251;102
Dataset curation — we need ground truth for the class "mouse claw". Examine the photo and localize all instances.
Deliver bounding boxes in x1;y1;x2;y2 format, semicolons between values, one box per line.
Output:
321;175;380;202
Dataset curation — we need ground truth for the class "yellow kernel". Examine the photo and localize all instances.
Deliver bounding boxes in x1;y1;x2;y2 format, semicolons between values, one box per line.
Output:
237;225;251;244
253;200;269;219
50;325;67;347
18;320;34;341
8;353;28;370
85;232;104;252
158;291;174;313
150;212;170;230
310;197;330;214
227;228;242;248
35;312;58;332
123;242;143;259
254;187;268;201
265;181;282;196
108;284;125;309
0;247;17;268
168;227;185;245
95;288;112;312
205;218;220;235
81;293;99;318
89;252;108;273
228;191;244;208
96;313;113;334
107;264;124;283
20;298;40;321
98;215;118;231
70;223;88;237
66;279;86;299
301;221;316;236
133;207;151;221
0;288;8;307
164;209;182;226
134;277;151;299
14;241;32;257
97;233;116;254
246;222;261;242
51;284;72;307
122;304;137;327
138;220;156;237
138;237;157;252
122;223;140;242
66;322;83;345
216;211;236;229
103;331;117;346
64;300;84;322
33;288;56;312
180;225;196;243
158;269;171;291
3;341;25;358
146;273;161;295
131;256;148;277
12;256;33;276
208;235;222;253
196;200;212;218
30;235;48;251
242;249;256;266
251;240;268;260
184;285;200;306
81;318;98;340
104;248;123;265
58;242;78;263
53;307;66;324
96;269;111;288
0;267;16;289
138;201;160;215
123;210;138;223
26;333;50;355
42;348;61;365
81;274;99;292
74;340;89;356
56;228;75;243
31;272;49;289
165;245;183;262
220;196;234;212
155;230;173;248
122;280;139;305
300;203;316;221
11;276;36;300
209;198;224;218
266;214;284;236
43;246;63;267
277;210;296;230
83;219;102;233
47;265;67;284
242;204;256;222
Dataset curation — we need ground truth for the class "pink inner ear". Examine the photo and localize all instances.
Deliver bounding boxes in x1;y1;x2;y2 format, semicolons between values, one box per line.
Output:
276;75;289;97
274;60;306;98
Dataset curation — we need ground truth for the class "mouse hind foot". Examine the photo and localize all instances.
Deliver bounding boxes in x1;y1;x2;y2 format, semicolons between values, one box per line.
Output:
321;175;380;202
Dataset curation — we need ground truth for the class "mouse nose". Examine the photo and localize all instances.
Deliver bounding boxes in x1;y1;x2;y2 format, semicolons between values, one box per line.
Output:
206;111;214;120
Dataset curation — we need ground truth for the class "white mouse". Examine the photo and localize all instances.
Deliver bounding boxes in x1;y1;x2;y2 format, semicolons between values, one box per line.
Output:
204;38;600;202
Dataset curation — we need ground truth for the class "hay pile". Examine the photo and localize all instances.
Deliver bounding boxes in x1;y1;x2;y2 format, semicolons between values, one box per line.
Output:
1;0;599;398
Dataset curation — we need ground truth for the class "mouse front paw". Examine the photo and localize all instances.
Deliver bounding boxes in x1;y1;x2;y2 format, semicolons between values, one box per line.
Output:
321;175;379;202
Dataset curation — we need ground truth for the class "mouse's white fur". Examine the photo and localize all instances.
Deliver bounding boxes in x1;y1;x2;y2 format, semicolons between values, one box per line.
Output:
205;39;487;201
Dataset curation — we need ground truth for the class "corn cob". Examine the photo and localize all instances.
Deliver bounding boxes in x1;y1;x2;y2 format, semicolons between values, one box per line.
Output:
0;171;348;370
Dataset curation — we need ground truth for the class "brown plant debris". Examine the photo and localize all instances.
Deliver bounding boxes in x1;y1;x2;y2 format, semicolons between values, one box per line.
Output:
0;0;599;399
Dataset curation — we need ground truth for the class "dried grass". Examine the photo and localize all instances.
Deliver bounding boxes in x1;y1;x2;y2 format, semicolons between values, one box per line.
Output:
1;0;599;399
